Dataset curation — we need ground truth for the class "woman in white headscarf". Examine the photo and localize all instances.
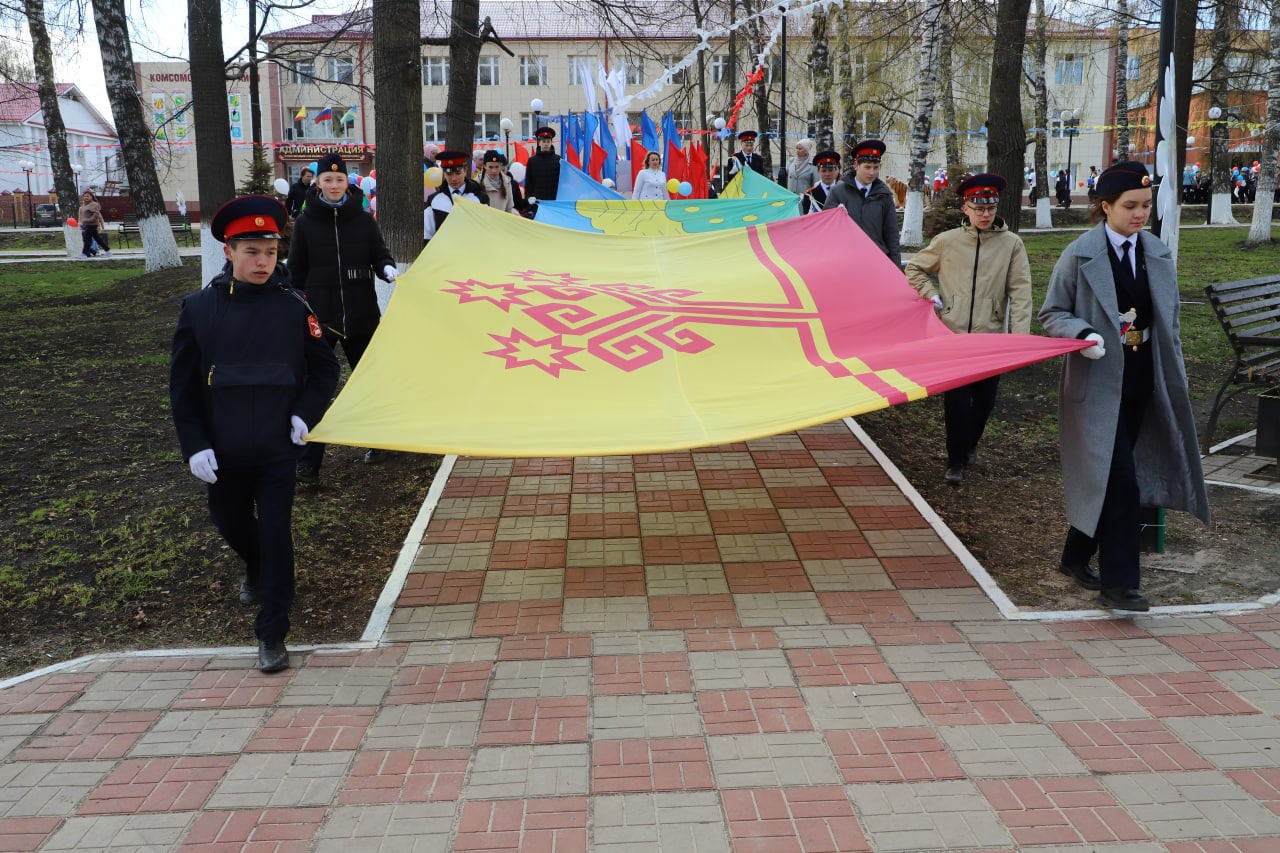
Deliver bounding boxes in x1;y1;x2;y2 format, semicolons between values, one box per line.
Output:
786;138;817;194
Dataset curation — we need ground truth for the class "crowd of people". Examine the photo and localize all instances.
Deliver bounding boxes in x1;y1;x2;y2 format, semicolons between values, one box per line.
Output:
168;132;1211;673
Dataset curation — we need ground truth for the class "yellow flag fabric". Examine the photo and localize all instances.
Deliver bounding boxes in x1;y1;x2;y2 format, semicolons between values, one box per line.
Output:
719;168;797;200
308;201;1084;457
532;197;799;235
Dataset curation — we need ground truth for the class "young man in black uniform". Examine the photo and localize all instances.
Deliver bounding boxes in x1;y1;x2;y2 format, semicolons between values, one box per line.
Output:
170;196;340;672
424;150;491;242
523;126;561;204
726;130;766;178
287;152;397;476
285;167;313;219
801;149;842;214
823;139;902;268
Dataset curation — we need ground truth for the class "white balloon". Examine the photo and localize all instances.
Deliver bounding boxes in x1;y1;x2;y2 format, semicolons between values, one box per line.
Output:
602;178;615;188
362;176;377;192
509;163;526;182
273;178;290;195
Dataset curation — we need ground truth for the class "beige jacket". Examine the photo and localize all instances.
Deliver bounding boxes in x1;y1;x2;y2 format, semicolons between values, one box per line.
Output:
905;218;1033;335
78;200;103;228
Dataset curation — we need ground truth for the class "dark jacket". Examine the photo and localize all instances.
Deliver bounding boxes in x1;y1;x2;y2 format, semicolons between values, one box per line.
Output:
426;178;490;238
285;180;310;218
170;265;340;468
524;150;561;201
727;151;765;177
287;187;395;340
824;175;902;267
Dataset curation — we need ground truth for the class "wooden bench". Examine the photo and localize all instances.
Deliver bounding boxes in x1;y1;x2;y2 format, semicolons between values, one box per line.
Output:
116;212;194;248
1203;275;1280;450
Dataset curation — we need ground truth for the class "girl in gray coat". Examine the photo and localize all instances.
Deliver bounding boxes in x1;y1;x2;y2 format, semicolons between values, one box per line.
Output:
1038;161;1210;612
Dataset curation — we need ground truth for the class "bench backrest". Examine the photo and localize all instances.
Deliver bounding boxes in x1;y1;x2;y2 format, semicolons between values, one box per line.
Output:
1204;276;1280;351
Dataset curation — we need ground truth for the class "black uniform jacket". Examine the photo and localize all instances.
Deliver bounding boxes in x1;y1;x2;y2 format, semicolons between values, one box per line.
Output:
524;151;562;201
287;187;395;339
727;151;766;177
170;265;340;468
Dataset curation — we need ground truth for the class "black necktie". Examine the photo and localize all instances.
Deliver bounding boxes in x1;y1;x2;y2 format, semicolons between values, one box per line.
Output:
859;186;868;199
1119;240;1132;278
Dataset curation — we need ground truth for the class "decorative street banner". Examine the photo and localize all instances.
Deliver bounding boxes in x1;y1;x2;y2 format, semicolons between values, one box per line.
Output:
534;197;800;235
308;202;1086;457
720;167;800;200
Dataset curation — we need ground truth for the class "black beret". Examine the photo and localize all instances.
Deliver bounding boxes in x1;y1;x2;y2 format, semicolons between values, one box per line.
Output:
1095;161;1151;197
316;152;347;175
482;149;508;165
210;195;286;243
957;173;1006;204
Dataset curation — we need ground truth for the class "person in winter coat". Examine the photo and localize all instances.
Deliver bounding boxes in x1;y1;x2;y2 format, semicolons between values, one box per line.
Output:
631;151;669;200
285;167;313;219
77;191;110;258
800;150;842;214
424;150;491;242
823;139;902;268
286;152;397;477
169;195;340;672
726;130;765;179
786;138;817;195
479;150;521;214
1055;168;1072;207
905;174;1033;486
1038;160;1211;612
523;126;561;203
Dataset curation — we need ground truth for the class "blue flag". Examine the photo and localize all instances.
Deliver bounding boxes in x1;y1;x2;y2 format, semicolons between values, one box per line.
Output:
640;110;660;155
599;112;617;183
582;111;600;177
553;160;626;201
661;110;680;174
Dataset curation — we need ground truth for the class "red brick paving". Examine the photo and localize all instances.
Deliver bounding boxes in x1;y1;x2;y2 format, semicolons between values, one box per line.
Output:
396;570;486;606
179;807;326;851
907;680;1038;725
385;663;494;704
1052;720;1214;773
724;561;813;594
562;565;645;597
338;749;469;804
477;698;590;745
473;601;564;637
245;707;376;752
649;594;741;629
13;711;158;761
592;654;692;695
684;628;780;651
721;786;870;853
698;689;814;734
1113;672;1262;717
497;633;593;661
455;797;588;853
978;777;1150;846
786;647;897;687
973;641;1100;679
78;755;235;815
591;737;714;793
1160;633;1280;671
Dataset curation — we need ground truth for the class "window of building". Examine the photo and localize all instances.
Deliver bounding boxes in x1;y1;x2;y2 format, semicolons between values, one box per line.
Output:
710;54;728;85
478;56;500;86
424;112;448;142
619;57;644;86
290;59;315;85
767;56;783;84
1126;55;1141;80
1054;54;1083;85
851;53;869;80
476;113;502;139
519;56;548;86
568;55;594;86
328;55;353;84
667;57;686;84
287;108;309;140
422;56;449;86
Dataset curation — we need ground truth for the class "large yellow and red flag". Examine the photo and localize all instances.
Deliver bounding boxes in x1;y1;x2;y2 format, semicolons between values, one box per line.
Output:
308;202;1085;457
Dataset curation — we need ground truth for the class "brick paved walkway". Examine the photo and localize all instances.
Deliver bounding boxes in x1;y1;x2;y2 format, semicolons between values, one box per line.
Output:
3;420;1279;851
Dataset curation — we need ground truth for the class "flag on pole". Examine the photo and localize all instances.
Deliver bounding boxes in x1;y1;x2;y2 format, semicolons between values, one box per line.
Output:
313;106;333;124
553;160;627;202
641;110;660;154
582;111;602;179
662;110;687;187
688;141;709;199
293;105;307;121
307;202;1086;458
599;112;617;183
630;139;648;187
340;106;358;124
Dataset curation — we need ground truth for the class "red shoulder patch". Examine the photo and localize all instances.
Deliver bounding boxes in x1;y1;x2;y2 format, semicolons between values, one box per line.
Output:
308;315;323;338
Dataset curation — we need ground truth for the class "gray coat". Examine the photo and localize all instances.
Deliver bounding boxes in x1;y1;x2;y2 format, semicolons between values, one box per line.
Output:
824;175;901;267
1038;225;1211;537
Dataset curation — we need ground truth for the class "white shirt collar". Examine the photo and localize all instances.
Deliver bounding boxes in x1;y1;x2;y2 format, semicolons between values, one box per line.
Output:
1103;224;1139;273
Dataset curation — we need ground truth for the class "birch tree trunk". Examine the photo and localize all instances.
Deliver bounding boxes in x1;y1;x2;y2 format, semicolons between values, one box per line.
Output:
901;0;945;248
744;1;773;175
1246;0;1280;245
986;0;1034;231
1033;0;1052;228
937;6;962;173
25;0;80;256
1114;0;1131;163
1208;0;1238;224
373;0;425;286
836;7;857;160
90;0;181;270
188;0;236;281
445;0;481;152
809;9;834;152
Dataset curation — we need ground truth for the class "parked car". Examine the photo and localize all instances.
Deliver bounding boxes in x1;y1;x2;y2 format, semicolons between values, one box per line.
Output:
33;203;61;227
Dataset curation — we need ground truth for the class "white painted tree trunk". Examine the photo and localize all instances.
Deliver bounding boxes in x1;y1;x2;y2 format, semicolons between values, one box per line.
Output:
63;224;80;257
1035;196;1053;228
199;235;225;285
1247;0;1280;246
901;0;945;249
1209;193;1238;225
1163;203;1181;259
901;191;926;246
137;216;183;269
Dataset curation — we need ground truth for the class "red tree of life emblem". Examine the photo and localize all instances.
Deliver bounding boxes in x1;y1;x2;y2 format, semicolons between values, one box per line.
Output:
442;269;850;379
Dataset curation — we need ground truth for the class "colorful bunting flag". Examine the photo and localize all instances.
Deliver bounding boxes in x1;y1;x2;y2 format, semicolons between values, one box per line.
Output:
533;196;798;235
293;105;307;121
313;106;333;124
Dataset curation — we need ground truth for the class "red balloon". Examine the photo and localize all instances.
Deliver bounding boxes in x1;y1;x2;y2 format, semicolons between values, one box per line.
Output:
369;169;377;179
66;217;78;227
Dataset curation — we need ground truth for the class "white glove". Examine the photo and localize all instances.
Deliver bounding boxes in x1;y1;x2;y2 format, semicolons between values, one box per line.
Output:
189;449;218;484
382;264;398;281
931;295;943;310
1081;332;1106;360
290;415;309;446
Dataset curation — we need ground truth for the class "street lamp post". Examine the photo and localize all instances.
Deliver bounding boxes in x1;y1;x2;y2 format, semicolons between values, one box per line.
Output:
713;116;726;192
72;164;83;197
530;98;543;135
1059;109;1079;204
500;117;514;161
19;160;35;227
1206;105;1238;224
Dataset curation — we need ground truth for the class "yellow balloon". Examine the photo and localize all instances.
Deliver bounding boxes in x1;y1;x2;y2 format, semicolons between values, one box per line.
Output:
666;178;680;193
425;166;443;187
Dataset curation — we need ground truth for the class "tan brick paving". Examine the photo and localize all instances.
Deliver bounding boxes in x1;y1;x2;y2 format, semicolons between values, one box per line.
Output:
5;424;1280;851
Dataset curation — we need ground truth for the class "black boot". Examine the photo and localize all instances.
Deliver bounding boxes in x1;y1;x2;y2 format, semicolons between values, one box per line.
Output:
257;640;290;672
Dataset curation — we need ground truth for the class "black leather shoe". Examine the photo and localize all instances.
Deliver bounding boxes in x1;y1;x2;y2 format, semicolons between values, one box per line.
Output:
295;462;319;482
238;575;258;605
944;464;965;485
257;640;290;672
965;449;978;466
363;448;385;465
1098;587;1150;612
1057;560;1102;591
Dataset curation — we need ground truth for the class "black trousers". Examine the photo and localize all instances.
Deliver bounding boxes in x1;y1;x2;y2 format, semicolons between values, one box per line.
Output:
943;376;1000;466
207;459;297;642
81;224;109;255
1062;394;1148;590
298;328;374;470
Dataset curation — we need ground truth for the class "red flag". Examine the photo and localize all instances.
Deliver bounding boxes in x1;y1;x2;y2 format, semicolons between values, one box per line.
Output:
631;140;647;188
688;142;709;199
514;143;530;167
666;138;688;196
590;142;608;181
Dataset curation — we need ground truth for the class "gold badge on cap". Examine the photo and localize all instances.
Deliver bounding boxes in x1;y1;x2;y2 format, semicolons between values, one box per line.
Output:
255;216;265;226
1141;175;1151;186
